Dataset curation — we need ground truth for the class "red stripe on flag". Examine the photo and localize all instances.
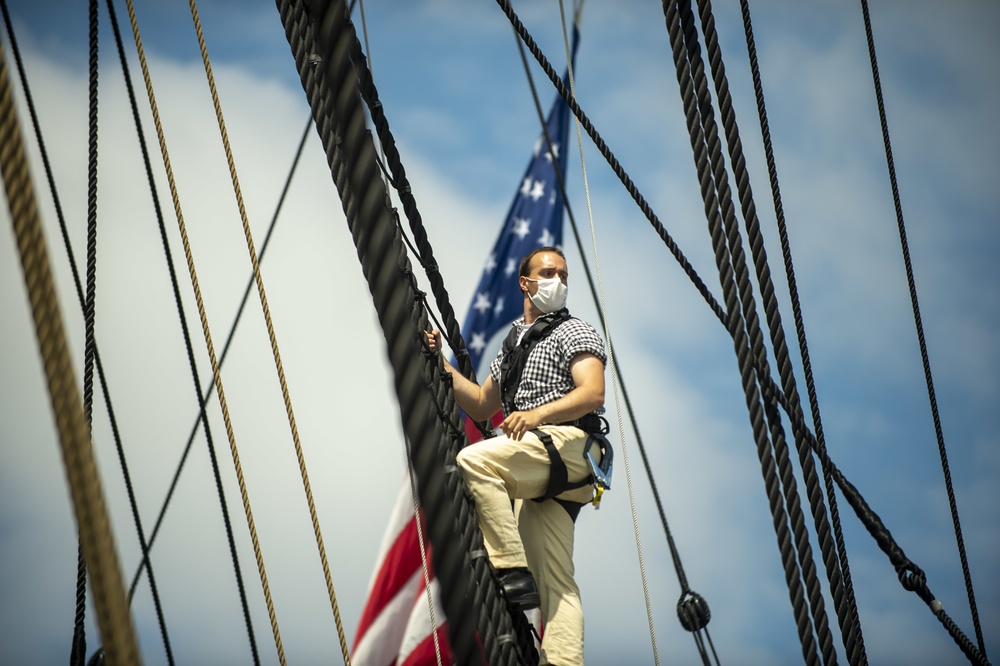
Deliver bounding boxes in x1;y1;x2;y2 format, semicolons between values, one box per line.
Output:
464;411;504;444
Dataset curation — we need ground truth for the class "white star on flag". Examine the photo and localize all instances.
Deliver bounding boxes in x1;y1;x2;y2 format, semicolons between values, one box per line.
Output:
484;253;497;272
513;217;531;239
468;332;486;355
505;258;517;277
529;180;545;201
473;292;491;314
493;296;505;315
538;228;555;247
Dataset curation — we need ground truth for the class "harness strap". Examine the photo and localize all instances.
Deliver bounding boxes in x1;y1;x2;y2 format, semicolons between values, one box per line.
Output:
531;428;591;509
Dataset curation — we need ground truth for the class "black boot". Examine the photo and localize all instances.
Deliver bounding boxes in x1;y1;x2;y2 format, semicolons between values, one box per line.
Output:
496;567;541;612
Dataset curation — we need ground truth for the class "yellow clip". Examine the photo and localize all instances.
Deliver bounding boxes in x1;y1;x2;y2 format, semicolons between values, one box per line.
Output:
591;484;604;509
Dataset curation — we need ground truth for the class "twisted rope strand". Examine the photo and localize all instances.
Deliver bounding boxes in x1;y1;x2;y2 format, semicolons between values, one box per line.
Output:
662;1;822;662
185;1;351;660
121;0;286;661
859;1;986;658
0;3;179;661
692;1;856;662
275;1;523;662
737;3;866;662
97;5;262;660
0;44;141;666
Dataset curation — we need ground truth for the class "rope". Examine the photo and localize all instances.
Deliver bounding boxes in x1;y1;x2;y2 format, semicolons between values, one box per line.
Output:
858;1;986;658
346;1;539;654
0;42;141;666
0;4;179;662
71;1;102;662
737;3;866;663
758;373;990;666
556;2;662;664
120;1;287;661
690;0;867;662
405;439;445;666
511;20;719;661
494;0;727;329
184;2;352;661
662;1;831;662
274;1;530;663
95;0;261;659
346;1;490;437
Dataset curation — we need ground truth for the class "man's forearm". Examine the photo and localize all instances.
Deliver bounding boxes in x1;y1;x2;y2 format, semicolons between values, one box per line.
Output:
442;361;491;420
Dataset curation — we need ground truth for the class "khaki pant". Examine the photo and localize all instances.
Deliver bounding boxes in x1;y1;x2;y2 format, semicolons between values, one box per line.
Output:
456;424;598;666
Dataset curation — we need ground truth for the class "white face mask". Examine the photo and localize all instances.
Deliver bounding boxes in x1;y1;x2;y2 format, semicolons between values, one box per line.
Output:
526;277;568;314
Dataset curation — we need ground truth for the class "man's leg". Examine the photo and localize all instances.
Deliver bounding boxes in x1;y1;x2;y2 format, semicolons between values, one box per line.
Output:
518;498;584;666
518;425;596;665
456;432;552;568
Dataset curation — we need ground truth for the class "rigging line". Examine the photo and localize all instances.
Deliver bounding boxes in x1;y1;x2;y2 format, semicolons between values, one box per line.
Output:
690;0;855;662
858;1;986;657
121;0;288;662
101;0;261;660
516;6;710;660
511;12;711;636
0;3;179;662
556;2;661;666
683;0;847;661
73;0;100;664
494;0;727;327
663;1;827;663
766;383;991;666
135;119;312;565
737;2;866;662
0;44;142;666
278;2;528;663
357;3;441;659
345;5;492;442
679;3;842;660
185;0;352;661
404;437;446;666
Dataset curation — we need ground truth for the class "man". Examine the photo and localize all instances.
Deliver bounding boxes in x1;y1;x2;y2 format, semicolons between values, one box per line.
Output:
428;246;606;666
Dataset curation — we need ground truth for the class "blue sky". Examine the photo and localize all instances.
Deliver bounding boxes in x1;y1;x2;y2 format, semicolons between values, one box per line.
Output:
1;1;997;664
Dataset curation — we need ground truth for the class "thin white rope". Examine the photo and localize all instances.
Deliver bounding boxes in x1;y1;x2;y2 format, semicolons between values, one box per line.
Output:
404;438;445;666
557;1;660;664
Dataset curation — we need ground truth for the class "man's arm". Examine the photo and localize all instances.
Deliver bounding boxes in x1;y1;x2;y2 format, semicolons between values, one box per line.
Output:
500;352;605;441
427;330;502;421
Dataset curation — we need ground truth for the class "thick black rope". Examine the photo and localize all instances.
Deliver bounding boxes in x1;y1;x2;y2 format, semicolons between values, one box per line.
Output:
512;27;719;660
737;3;866;663
497;1;986;664
345;9;493;441
766;382;990;666
690;1;865;663
662;1;828;663
276;1;531;663
100;0;259;660
858;1;986;658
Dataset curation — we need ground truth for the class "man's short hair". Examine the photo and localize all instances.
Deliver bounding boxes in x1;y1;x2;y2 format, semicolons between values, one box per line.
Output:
519;246;565;278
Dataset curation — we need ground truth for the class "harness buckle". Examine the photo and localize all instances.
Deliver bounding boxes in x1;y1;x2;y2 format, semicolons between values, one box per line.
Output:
584;433;613;509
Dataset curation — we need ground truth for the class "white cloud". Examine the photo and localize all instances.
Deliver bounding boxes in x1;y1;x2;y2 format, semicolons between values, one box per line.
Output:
1;2;997;664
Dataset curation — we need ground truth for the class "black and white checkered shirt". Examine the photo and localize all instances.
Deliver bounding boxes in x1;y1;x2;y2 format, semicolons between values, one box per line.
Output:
490;312;606;416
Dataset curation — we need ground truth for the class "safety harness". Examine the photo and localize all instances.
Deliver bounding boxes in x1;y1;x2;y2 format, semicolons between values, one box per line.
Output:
498;310;614;521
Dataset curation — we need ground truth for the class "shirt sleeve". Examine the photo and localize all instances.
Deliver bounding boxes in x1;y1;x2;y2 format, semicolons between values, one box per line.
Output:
560;319;606;366
490;350;504;385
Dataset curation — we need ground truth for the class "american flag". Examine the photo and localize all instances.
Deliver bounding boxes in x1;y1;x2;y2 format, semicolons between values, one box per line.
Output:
351;35;576;664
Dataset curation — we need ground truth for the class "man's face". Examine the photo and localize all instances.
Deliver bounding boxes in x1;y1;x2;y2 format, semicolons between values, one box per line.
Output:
520;251;569;295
